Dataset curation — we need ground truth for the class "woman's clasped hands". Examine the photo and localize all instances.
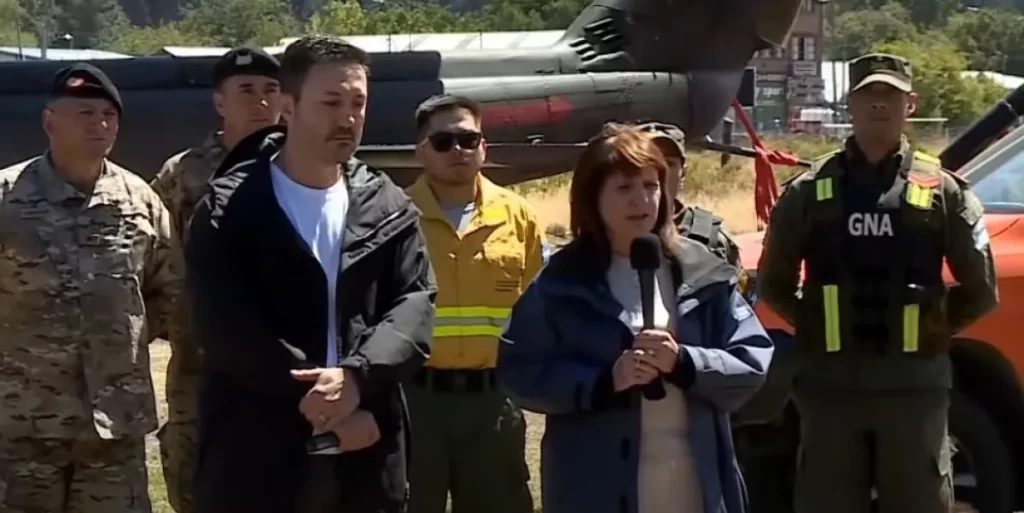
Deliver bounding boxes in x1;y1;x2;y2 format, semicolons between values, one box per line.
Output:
611;329;681;392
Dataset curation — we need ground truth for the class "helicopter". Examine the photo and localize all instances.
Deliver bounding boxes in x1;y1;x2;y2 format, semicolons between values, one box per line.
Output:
0;0;807;186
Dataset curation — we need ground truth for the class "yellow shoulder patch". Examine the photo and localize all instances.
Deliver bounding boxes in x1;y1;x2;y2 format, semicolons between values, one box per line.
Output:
909;150;972;195
913;151;941;165
812;149;841;166
812;149;841;161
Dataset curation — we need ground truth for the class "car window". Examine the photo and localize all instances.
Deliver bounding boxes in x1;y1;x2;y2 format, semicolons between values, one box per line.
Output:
970;149;1024;213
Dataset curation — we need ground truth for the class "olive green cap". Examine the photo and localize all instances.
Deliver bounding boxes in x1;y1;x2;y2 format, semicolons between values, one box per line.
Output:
849;53;913;93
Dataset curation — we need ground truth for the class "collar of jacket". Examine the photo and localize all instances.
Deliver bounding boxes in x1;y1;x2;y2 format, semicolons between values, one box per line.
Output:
841;134;911;176
213;124;287;180
537;236;738;317
207;126;418;257
35;151;125;207
406;172;508;229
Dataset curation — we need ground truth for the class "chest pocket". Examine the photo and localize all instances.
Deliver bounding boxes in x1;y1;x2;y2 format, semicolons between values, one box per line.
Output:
0;206;59;296
480;222;526;295
80;204;156;278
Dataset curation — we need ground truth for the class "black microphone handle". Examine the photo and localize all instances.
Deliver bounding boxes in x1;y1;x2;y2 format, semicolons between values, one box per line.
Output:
307;431;341;453
637;270;667;401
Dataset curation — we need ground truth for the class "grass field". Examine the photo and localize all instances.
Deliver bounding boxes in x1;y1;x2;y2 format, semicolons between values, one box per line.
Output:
143;134;952;511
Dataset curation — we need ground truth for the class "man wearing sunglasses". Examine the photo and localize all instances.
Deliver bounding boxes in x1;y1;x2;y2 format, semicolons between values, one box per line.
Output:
405;94;542;513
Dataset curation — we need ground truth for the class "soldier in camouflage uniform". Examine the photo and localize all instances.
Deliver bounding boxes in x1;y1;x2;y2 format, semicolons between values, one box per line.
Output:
758;54;999;513
149;46;281;513
0;64;181;512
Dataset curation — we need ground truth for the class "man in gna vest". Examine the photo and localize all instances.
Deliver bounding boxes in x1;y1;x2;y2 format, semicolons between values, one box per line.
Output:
757;53;998;513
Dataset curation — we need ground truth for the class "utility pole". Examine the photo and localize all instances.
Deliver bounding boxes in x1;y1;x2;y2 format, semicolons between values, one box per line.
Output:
39;0;54;60
15;9;24;60
828;0;838;115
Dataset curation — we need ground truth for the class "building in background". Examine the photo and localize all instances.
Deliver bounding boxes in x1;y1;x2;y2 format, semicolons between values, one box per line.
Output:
748;0;825;131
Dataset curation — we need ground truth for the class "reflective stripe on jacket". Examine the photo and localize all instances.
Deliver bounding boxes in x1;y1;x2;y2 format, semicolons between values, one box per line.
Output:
407;174;545;369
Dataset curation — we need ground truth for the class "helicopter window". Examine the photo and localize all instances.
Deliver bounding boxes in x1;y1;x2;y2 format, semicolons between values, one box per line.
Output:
969;149;1024;213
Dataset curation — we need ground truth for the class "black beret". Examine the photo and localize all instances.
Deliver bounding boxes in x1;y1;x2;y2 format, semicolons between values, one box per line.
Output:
213;46;280;86
50;63;123;114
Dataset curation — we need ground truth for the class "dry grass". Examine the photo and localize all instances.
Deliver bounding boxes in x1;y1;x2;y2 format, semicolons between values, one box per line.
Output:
147;342;172;513
513;134;950;240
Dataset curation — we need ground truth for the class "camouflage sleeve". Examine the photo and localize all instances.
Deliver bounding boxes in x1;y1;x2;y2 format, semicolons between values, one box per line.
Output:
143;193;184;343
756;180;806;327
522;206;546;286
943;183;998;334
150;154;184;239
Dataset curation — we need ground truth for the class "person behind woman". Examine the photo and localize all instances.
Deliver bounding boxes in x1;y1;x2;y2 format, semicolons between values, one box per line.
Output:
496;123;774;513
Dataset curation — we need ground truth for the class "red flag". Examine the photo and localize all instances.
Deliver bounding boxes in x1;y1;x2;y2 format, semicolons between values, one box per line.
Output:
730;100;798;230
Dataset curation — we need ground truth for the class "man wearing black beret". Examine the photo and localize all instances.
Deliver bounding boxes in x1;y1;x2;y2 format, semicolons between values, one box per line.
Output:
0;62;182;513
149;45;282;513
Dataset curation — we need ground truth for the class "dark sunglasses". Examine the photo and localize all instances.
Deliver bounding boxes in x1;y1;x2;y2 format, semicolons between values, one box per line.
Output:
427;131;482;152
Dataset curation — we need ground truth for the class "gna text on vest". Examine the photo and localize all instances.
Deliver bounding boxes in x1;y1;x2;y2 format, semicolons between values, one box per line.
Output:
847;212;893;237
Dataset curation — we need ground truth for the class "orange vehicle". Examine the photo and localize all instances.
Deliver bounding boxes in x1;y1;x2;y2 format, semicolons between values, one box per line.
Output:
731;122;1024;513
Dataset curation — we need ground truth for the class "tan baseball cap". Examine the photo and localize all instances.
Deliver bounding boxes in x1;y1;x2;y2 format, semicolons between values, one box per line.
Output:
637;122;686;159
849;53;913;93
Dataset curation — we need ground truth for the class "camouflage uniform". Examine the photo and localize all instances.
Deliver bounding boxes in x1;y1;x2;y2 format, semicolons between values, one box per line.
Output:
0;154;182;513
150;132;227;513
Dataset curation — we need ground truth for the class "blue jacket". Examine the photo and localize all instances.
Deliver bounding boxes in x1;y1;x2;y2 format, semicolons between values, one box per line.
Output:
497;237;774;513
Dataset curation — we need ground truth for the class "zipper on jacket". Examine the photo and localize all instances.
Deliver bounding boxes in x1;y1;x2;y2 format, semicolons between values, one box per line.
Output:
341;207;417;269
334;206;419;359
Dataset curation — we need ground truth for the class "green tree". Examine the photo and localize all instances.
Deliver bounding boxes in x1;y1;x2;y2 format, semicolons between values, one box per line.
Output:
874;33;1006;126
55;0;131;48
106;21;210;55
9;0;60;55
310;0;486;36
363;1;486;33
891;0;959;27
0;0;36;46
480;0;587;30
827;4;916;59
946;7;1024;74
180;0;300;46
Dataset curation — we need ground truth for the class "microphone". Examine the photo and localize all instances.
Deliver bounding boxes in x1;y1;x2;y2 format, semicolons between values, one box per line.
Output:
278;339;342;454
629;234;667;401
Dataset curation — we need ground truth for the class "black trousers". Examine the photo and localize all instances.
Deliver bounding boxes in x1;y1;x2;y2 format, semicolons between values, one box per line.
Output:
295;456;344;513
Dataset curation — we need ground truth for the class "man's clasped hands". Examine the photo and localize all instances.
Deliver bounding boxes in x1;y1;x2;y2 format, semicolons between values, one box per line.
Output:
292;368;381;452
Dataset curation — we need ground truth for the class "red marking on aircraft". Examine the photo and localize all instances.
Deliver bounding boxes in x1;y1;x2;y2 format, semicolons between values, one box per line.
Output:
481;97;575;129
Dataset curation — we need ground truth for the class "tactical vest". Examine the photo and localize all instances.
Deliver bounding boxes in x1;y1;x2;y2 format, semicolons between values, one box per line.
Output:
677;205;752;298
679;206;728;260
798;150;951;357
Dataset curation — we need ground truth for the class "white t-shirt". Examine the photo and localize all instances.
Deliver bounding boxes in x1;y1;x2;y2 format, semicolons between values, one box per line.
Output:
270;163;349;367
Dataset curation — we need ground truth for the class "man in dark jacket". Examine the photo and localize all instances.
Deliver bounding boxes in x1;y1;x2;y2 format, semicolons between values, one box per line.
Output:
186;35;437;513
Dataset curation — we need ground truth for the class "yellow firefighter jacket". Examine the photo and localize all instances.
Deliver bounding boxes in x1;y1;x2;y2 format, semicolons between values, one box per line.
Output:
407;175;545;369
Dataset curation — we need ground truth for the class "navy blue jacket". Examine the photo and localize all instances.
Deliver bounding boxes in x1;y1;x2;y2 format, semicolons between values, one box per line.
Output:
497;237;774;513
